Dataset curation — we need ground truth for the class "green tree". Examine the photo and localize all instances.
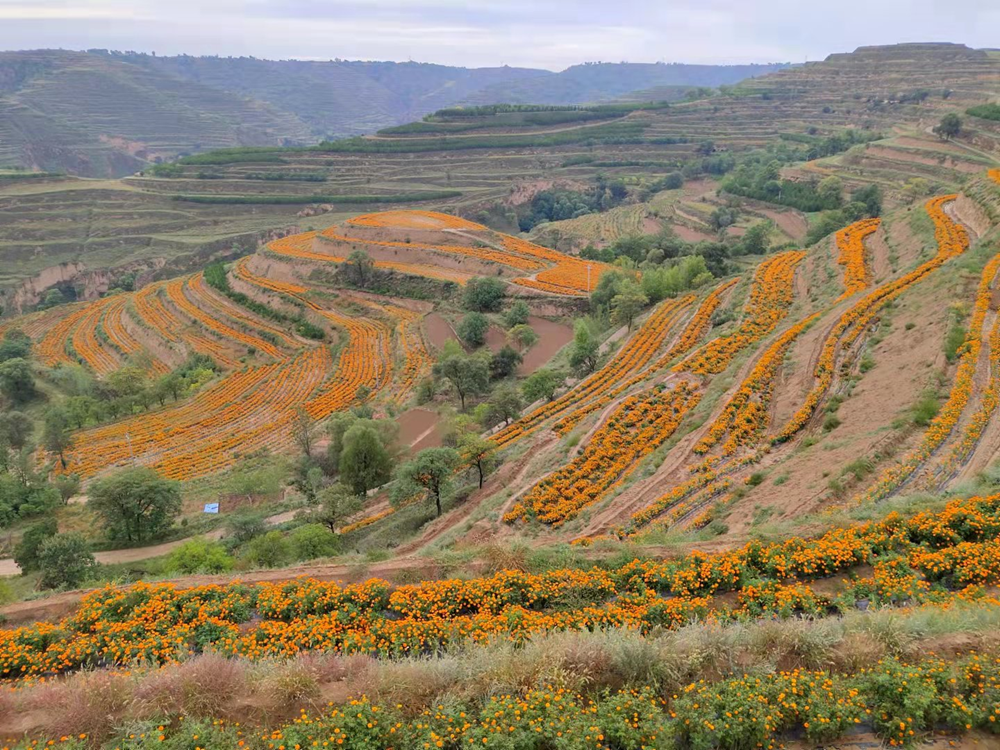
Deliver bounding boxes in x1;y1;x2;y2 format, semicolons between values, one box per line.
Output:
611;279;649;331
13;518;58;573
507;324;538;352
314;482;363;533
457;312;490;347
817;176;843;209
344;250;375;288
393;447;461;517
484;383;524;428
226;510;267;545
522;368;562;403
0;330;32;363
934;113;962;138
503;300;530;328
434;347;489;410
569;320;599;374
0;411;33;451
52;473;81;504
0;359;35;405
458;432;497;489
88;467;182;544
37;533;95;589
590;270;626;310
463;277;507;312
739;221;772;255
43;406;73;469
339;422;394;496
663;172;684;190
489;345;523;380
166;539;233;574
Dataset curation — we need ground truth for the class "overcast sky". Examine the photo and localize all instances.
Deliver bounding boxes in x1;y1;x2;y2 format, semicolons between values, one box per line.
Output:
1;0;997;70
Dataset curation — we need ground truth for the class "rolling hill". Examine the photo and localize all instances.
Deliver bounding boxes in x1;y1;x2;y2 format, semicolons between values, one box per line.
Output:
0;50;789;177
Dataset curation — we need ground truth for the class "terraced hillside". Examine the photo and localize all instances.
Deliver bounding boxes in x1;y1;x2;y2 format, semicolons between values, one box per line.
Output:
1;42;1000;750
3;43;998;307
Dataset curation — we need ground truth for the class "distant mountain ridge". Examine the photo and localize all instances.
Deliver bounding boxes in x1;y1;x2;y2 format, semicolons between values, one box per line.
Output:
0;50;789;177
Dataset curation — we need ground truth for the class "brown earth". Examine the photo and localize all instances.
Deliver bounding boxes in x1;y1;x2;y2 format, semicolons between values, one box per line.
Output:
424;312;458;350
518;316;573;375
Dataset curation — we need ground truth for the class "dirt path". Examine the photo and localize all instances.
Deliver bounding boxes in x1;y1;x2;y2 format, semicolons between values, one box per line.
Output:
424;312;459;350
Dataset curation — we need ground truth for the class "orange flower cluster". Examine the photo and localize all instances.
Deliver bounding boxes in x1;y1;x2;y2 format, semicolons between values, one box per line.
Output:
696;313;821;455
940;255;1000;475
102;296;168;375
35;302;93;368
232;256;309;296
835;218;880;299
989;168;1000;185
677;251;805;375
494;295;691;447
774;195;968;444
346;210;484;230
552;281;738;437
321;227;544;271
70;296;123;375
187;273;298;348
4;494;1000;681
63;348;332;480
854;240;988;506
502;236;614;296
165;277;283;359
267;231;471;285
505;382;701;525
133;282;240;367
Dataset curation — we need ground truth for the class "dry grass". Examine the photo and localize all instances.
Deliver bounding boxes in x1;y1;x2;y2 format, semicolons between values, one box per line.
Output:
3;602;1000;744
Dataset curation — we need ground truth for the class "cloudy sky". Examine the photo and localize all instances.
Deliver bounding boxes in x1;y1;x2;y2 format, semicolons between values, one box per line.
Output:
1;0;997;70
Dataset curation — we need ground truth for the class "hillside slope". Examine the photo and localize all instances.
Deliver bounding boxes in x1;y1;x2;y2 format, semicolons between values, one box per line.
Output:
462;60;791;105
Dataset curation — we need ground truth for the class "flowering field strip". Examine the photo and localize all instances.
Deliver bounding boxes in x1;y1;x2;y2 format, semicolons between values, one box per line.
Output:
493;296;692;448
4;494;1000;682
835;217;881;299
303;310;393;420
34;302;96;368
677;250;806;375
695;313;822;456
154;347;334;479
505;382;702;525
346;210;483;230
63;347;334;480
133;282;240;368
551;297;695;435
502;235;614;296
267;231;471;285
773;195;969;444
187;273;299;348
101;296;169;375
232;256;309;296
938;257;1000;478
67;296;121;375
165;277;283;359
853;243;991;505
321;227;545;272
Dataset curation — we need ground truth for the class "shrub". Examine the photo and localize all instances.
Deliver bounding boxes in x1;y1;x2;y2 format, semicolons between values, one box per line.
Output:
241;530;291;568
457;313;490;347
37;533;95;589
289;524;340;561
165;539;234;575
463;277;507;312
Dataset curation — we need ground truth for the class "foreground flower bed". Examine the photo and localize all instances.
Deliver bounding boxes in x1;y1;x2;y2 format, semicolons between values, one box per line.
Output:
4;495;1000;682
10;649;1000;749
